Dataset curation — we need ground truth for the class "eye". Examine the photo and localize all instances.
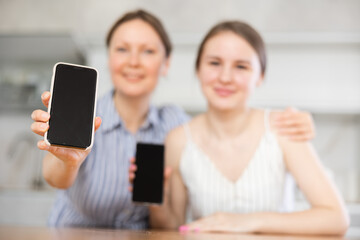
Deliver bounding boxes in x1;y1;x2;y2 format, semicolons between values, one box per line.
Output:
144;49;155;54
236;65;247;69
116;47;127;52
209;61;220;66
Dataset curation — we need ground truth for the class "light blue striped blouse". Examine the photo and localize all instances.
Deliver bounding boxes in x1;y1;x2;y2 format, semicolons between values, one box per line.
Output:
48;90;189;229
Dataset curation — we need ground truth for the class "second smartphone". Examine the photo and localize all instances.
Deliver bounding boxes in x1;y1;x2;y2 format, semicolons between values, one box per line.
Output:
132;143;165;205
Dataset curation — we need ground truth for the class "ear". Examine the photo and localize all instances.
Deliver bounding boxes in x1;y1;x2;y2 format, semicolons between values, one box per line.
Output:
160;56;171;77
256;73;264;87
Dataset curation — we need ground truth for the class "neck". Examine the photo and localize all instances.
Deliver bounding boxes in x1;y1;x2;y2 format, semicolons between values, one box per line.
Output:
205;106;252;140
113;91;150;134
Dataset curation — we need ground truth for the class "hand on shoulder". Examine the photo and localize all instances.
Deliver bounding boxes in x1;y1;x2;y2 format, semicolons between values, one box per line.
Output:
269;108;315;142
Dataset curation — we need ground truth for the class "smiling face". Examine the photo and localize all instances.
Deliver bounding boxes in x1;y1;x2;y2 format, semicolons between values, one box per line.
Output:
197;31;263;111
108;19;170;98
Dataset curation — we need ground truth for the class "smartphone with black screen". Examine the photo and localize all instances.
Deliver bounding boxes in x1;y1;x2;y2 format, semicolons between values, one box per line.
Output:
132;143;164;205
44;62;98;150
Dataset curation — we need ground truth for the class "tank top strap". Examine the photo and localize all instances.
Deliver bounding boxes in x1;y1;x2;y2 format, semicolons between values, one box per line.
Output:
183;123;193;141
264;109;271;133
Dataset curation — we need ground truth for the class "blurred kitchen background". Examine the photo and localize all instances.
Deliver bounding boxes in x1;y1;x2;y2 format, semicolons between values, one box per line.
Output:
0;0;359;236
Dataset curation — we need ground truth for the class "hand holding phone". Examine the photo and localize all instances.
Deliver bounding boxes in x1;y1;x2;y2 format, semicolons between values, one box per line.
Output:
44;62;98;150
132;143;164;205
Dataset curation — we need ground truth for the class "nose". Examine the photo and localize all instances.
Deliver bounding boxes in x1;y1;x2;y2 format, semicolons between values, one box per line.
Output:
128;50;140;67
219;66;232;83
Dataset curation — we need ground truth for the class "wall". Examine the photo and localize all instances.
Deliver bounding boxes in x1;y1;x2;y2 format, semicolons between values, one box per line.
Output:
85;34;360;203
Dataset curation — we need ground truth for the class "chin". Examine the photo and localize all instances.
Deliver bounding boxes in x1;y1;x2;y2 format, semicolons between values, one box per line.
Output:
208;97;247;112
124;90;150;98
113;86;145;98
114;82;154;97
208;102;237;111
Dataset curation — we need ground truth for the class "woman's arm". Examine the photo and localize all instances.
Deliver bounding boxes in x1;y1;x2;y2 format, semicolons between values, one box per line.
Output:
31;91;101;189
258;139;349;235
184;135;349;235
41;148;90;189
149;127;188;229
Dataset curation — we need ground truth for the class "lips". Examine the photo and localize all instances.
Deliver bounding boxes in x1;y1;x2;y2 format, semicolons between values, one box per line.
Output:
214;87;235;97
122;72;144;82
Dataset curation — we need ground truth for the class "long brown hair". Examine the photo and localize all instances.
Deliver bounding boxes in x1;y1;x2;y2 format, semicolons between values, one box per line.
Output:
106;9;172;58
195;21;266;75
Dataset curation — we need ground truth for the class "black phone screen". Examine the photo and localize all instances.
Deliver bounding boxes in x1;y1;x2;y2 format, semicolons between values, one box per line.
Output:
46;63;97;149
132;143;164;204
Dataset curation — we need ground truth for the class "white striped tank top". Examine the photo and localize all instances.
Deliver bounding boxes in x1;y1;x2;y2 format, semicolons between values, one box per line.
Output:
179;110;293;221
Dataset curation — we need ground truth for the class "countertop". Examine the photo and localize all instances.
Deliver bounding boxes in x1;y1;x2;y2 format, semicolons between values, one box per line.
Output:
0;226;356;240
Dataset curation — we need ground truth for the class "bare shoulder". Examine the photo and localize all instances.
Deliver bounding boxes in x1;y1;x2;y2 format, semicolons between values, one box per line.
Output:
166;124;187;148
249;108;270;133
268;109;283;134
166;114;203;143
274;123;315;169
266;109;306;155
268;110;295;146
165;115;203;168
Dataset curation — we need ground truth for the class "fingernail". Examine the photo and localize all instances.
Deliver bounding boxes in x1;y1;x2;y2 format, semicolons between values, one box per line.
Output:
194;227;200;232
38;141;46;149
43;92;50;99
42;112;49;119
179;226;188;232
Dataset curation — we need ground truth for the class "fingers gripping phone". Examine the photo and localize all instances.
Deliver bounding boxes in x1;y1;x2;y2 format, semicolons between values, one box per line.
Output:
44;62;98;150
132;143;164;205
